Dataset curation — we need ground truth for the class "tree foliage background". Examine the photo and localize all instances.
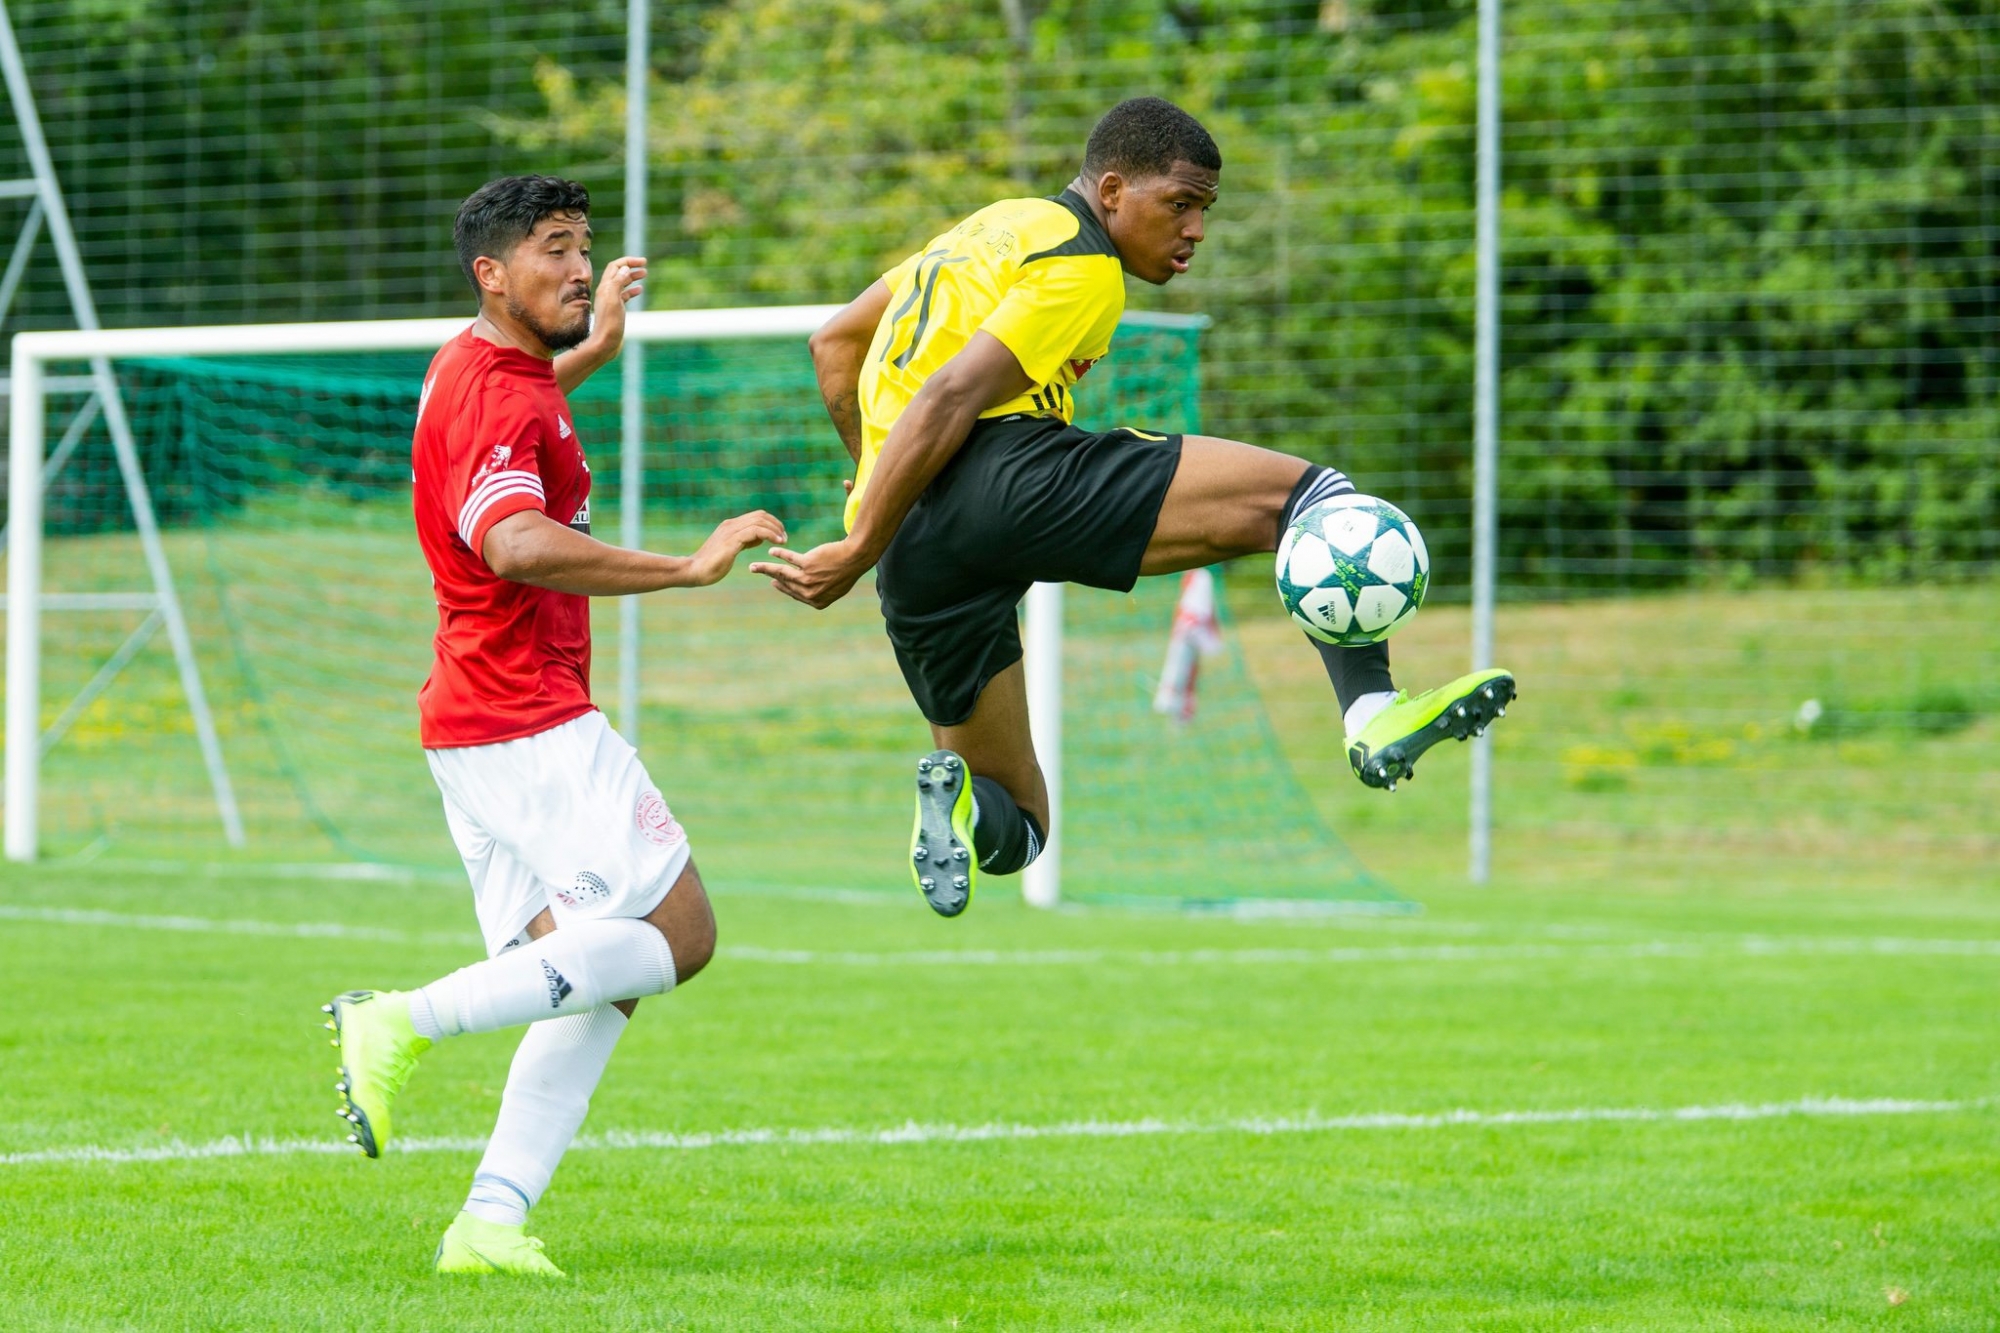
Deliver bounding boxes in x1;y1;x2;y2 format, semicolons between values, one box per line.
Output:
3;0;1993;589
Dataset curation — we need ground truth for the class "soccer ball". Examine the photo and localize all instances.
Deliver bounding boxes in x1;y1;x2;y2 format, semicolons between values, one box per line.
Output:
1276;494;1429;645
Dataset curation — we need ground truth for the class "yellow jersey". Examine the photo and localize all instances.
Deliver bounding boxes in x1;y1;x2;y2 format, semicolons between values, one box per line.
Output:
846;189;1125;532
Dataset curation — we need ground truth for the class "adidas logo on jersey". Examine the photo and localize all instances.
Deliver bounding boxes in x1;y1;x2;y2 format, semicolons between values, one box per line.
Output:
557;416;573;439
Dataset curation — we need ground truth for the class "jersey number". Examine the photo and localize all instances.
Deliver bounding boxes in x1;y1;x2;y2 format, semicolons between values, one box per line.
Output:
881;248;970;370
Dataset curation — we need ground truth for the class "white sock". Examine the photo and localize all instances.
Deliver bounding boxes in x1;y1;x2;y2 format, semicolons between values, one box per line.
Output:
1344;689;1399;737
411;917;675;1040
463;1004;629;1226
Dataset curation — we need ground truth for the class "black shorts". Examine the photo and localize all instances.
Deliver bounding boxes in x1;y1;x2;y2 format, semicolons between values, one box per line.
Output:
875;414;1184;726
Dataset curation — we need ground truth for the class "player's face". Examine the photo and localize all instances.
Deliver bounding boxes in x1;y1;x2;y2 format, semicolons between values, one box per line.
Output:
1103;161;1219;286
500;211;596;352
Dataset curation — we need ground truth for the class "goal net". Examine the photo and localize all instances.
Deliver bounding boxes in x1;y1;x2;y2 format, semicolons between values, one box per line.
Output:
5;309;1402;911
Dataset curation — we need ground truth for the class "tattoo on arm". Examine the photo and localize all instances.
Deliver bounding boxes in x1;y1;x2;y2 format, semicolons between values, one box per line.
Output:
825;389;863;463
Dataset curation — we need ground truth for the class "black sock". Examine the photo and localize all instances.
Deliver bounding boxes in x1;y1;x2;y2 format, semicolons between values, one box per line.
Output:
970;776;1044;876
1316;637;1394;718
1282;464;1397;717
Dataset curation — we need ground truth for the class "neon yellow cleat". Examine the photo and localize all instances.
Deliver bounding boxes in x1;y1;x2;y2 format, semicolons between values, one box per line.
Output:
321;989;430;1158
1347;668;1517;791
910;749;975;917
435;1211;568;1278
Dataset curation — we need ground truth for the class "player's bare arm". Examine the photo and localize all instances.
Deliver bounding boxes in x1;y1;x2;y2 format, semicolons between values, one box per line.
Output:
484;507;785;595
553;255;647;395
752;332;1032;609
807;279;894;463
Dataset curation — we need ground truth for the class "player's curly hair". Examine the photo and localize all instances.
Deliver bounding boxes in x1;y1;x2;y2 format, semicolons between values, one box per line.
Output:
1080;98;1221;181
453;175;592;294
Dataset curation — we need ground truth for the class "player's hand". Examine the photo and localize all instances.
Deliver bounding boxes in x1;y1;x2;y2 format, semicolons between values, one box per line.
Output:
751;539;870;610
688;510;786;587
592;255;647;346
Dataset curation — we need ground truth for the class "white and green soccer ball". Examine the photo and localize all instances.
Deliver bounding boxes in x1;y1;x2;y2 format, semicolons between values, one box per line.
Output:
1276;494;1429;646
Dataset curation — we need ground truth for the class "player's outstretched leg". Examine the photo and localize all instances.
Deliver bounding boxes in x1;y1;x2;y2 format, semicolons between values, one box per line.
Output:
322;990;431;1159
321;873;695;1158
1143;439;1517;789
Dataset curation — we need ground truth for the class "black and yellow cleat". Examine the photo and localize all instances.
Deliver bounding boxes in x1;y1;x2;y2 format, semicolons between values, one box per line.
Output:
1347;668;1517;791
910;749;976;917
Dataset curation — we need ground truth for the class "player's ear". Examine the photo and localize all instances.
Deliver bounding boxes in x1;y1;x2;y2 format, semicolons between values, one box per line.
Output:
1095;170;1125;214
471;253;509;299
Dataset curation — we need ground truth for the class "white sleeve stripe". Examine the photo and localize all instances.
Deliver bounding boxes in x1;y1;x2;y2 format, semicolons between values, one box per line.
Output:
460;477;545;530
459;484;545;546
459;469;544;510
459;480;547;545
457;470;546;533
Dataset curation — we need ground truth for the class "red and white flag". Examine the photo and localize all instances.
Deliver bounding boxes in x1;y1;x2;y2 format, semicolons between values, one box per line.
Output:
1153;567;1225;723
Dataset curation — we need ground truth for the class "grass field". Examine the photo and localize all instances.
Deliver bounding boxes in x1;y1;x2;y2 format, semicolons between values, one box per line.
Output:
3;863;1997;1329
5;516;1997;1327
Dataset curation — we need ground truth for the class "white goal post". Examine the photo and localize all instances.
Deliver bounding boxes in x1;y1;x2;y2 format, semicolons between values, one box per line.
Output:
4;307;1070;897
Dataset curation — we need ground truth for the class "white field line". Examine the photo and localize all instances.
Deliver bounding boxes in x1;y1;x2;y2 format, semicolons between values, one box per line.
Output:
3;1095;1988;1169
5;903;2000;966
725;938;2000;966
0;904;471;946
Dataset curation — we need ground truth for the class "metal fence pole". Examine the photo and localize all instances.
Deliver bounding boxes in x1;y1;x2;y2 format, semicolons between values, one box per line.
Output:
1468;0;1502;884
617;0;649;743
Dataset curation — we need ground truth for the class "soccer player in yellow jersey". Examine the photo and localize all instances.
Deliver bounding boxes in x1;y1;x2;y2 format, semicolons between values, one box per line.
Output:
756;98;1515;917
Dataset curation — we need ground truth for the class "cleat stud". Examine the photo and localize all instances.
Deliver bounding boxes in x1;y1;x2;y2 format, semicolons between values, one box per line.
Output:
324;1021;336;1031
944;757;959;770
1386;781;1397;792
334;1107;349;1118
331;1038;340;1047
920;876;936;891
913;847;928;863
321;1004;334;1014
952;876;969;891
918;758;932;772
952;847;968;862
335;1081;347;1093
1497;707;1507;717
347;1134;360;1144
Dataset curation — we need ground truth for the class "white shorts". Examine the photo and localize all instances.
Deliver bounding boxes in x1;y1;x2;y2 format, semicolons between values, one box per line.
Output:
427;710;693;957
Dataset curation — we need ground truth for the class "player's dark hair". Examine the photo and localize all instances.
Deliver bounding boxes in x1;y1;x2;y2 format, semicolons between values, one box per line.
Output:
453;175;592;294
1080;98;1221;181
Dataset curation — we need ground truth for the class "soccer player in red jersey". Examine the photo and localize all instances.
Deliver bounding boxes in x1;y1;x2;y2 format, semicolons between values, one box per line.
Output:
321;176;784;1277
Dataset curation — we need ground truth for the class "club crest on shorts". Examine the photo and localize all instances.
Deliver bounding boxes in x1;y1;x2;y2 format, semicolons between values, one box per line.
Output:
557;869;611;908
635;789;685;848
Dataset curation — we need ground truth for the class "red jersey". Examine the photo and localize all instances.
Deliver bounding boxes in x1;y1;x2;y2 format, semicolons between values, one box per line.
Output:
412;328;595;748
